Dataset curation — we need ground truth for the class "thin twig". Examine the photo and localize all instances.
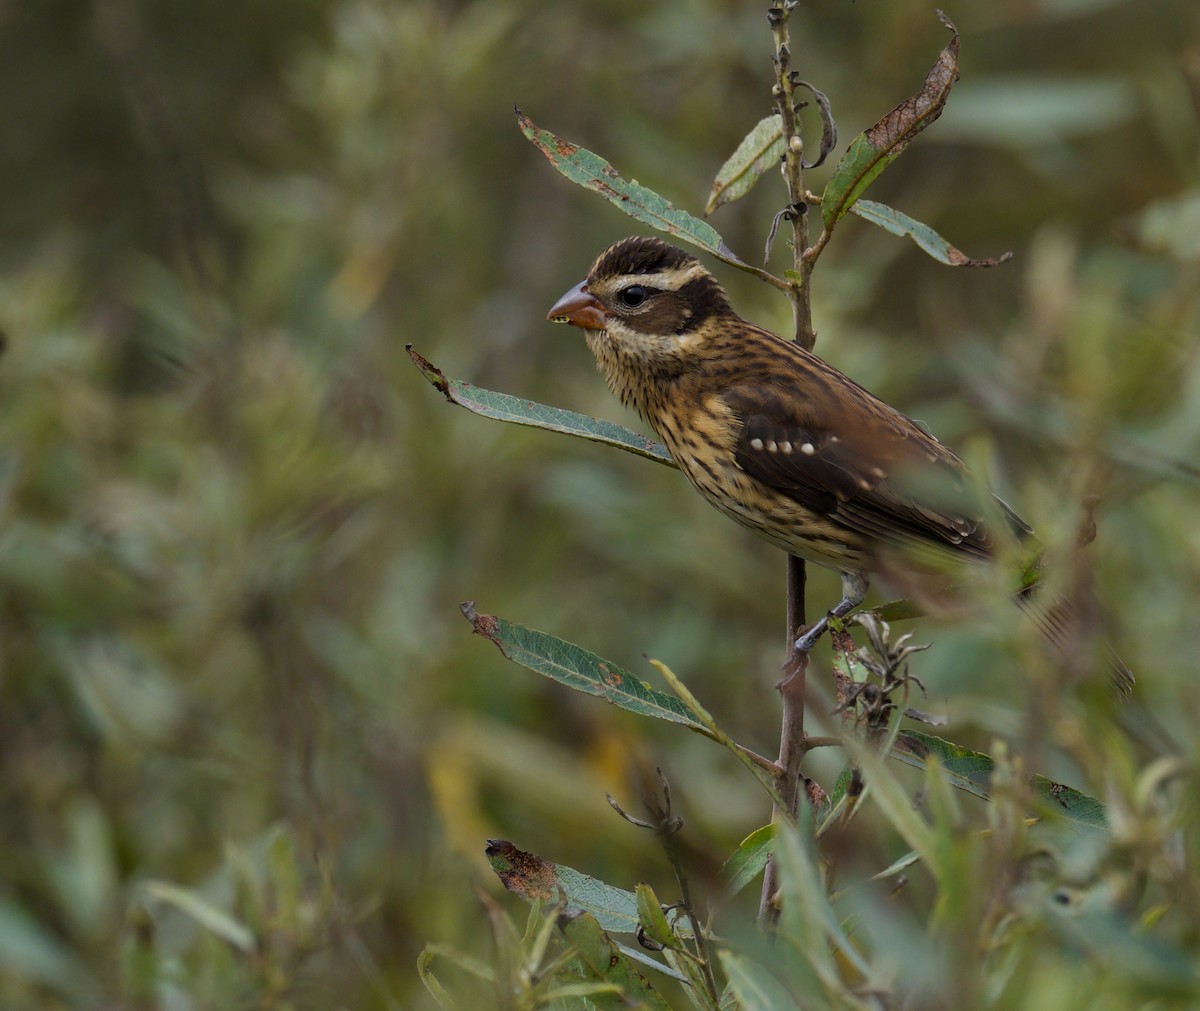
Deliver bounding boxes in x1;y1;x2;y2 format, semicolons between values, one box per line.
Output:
656;772;719;1003
759;0;819;929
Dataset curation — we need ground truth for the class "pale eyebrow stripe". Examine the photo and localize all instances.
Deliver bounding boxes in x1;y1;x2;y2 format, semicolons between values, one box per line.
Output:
608;262;706;288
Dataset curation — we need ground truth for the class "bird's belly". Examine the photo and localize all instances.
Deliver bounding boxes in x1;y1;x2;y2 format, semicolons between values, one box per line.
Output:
668;443;870;574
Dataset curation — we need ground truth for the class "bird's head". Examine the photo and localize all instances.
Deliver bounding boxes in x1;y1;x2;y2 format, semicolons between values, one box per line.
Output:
546;236;732;369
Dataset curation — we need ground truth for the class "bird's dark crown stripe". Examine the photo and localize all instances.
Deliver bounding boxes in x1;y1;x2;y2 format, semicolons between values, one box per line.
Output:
591;236;697;281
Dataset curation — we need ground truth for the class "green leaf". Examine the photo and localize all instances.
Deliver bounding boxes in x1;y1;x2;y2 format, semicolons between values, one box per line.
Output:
895;730;1108;829
0;899;93;995
635;883;681;950
821;11;960;230
705;115;784;216
1030;775;1108;830
486;840;644;934
416;947;463;1011
141;880;256;953
408;346;675;467
719;953;799;1011
843;732;939;871
815;765;858;837
867;597;927;623
773;817;871;982
871;848;922;882
461;604;711;735
613;942;690;984
646;658;785;805
894;730;992;800
720;824;774;898
851;199;1012;267
560;912;674;1009
517;108;786;290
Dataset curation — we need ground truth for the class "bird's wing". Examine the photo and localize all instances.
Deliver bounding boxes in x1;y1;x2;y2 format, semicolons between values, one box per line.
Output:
719;334;1029;559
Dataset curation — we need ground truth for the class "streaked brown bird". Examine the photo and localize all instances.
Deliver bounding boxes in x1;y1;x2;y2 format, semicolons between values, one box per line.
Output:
547;235;1131;689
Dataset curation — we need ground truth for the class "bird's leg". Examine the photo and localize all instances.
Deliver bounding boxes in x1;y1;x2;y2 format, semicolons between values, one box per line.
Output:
794;572;869;652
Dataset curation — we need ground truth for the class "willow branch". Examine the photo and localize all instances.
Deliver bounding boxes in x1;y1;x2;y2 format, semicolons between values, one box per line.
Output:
760;0;816;929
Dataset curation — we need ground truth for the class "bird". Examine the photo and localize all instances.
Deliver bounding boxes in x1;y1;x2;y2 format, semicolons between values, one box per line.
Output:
546;234;1131;691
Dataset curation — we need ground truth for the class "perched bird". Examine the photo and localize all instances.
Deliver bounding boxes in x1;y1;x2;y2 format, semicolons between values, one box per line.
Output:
547;235;1131;689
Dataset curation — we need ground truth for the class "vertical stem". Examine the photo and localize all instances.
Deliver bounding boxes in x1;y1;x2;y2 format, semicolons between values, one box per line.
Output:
759;1;817;928
769;2;815;350
759;555;809;925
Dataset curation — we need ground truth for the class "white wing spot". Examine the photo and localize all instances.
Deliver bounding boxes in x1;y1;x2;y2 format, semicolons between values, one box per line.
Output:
750;437;764;451
858;478;871;490
766;440;778;453
780;441;793;453
800;442;815;455
829;435;840;443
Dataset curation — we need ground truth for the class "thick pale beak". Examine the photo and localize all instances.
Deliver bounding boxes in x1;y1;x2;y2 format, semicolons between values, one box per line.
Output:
546;281;608;330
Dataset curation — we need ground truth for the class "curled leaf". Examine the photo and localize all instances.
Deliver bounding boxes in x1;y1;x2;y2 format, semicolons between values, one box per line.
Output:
794;79;837;169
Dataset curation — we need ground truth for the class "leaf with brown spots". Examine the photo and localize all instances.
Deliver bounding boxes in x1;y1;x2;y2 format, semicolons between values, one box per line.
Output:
821;10;960;230
894;731;1107;828
485;840;649;935
485;840;556;901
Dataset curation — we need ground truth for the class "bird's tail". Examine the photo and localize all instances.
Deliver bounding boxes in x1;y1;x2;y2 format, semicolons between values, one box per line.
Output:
1014;587;1135;696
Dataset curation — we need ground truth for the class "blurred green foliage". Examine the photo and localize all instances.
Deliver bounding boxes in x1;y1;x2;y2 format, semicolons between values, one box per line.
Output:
1;0;1198;1007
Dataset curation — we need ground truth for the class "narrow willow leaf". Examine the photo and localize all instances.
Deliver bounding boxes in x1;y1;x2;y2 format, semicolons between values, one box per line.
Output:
559;912;674;1010
871;848;921;881
705;115;784;216
614;942;690;984
461;604;709;735
646;658;784;805
815;765;857;837
896;730;1107;829
486;840;642;934
843;734;939;871
773;818;871;982
1030;776;1108;830
517;108;786;290
851;199;1012;267
416;948;461;1011
720;953;798;1011
894;730;991;800
821;11;959;230
408;346;675;467
141;881;256;953
868;597;927;622
720;824;774;898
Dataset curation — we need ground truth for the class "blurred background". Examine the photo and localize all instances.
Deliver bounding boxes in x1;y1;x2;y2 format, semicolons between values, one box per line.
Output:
1;0;1198;1006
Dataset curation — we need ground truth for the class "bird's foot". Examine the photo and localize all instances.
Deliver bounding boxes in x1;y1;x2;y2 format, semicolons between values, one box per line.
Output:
794;616;830;653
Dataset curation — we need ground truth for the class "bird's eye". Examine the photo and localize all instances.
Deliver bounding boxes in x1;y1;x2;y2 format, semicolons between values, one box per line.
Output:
617;285;650;308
